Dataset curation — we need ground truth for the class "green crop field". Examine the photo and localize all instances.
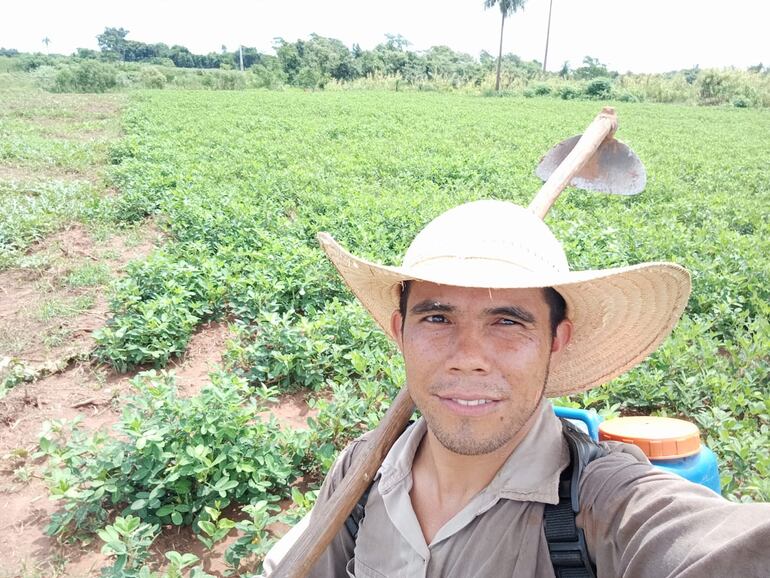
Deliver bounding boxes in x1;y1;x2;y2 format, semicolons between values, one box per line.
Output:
7;89;769;574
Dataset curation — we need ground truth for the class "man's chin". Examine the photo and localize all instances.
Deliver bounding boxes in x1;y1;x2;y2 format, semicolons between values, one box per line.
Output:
430;422;520;456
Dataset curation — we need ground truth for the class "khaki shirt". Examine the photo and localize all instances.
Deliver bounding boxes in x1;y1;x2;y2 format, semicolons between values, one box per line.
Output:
264;401;770;577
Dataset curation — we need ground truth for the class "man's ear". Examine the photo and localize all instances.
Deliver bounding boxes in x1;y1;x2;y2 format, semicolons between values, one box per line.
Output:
551;318;573;356
391;309;404;352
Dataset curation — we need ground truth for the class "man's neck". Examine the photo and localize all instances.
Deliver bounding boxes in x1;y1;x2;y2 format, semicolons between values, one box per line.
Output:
417;408;539;499
409;404;542;543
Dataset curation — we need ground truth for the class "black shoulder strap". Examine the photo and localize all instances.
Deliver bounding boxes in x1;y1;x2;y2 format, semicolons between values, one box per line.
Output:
345;481;372;540
544;419;609;578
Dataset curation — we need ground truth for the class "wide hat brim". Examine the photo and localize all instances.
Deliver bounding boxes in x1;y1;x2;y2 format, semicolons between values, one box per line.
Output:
317;232;691;397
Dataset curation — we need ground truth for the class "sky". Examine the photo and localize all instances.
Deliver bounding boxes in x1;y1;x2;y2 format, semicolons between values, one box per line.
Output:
2;0;768;73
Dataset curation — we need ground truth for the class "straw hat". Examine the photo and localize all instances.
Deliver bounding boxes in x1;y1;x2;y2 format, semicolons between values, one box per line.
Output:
317;200;690;397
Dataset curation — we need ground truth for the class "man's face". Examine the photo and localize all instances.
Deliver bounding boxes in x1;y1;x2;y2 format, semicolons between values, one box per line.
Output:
391;282;571;456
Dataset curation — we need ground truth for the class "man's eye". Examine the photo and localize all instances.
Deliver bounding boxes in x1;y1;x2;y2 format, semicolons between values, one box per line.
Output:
497;318;521;326
424;315;448;323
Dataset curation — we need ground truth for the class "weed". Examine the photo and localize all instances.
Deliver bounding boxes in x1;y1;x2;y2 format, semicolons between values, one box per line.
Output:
43;328;72;349
65;262;111;287
36;294;95;321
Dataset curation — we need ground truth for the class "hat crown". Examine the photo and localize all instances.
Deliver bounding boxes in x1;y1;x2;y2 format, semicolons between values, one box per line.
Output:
403;200;569;274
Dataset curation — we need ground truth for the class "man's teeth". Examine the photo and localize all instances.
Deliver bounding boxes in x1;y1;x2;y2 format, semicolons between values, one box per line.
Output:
452;399;492;406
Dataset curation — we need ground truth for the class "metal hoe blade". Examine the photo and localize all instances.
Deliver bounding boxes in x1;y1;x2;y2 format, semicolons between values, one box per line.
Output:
536;134;647;196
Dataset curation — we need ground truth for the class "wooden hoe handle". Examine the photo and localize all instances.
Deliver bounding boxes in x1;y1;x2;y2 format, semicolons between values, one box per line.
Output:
270;387;415;578
528;107;617;219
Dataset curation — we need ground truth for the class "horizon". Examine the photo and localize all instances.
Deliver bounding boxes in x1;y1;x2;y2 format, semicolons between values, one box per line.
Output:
2;0;768;74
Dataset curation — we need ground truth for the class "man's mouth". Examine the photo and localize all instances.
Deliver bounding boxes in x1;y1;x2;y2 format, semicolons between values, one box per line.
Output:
451;398;493;407
437;395;502;416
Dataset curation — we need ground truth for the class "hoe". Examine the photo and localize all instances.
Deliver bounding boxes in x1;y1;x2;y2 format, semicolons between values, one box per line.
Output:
272;106;645;578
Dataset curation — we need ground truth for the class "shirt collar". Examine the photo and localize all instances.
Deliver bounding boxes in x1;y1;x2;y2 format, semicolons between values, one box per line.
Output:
377;399;569;505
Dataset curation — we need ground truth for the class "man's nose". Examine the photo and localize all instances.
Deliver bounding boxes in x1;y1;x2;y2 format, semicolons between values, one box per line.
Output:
448;324;489;373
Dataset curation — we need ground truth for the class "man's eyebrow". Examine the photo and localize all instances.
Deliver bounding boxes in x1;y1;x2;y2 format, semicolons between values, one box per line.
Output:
485;306;536;324
410;300;455;315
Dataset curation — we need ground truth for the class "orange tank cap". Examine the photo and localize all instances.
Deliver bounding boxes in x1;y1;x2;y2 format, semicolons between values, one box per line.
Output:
598;416;701;460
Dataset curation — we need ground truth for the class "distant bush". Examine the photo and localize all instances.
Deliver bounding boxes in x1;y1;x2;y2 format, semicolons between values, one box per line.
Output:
699;70;729;105
618;73;696;104
524;83;551;98
733;96;751;108
695;69;770;107
140;66;166;89
585;77;613;99
199;69;247;90
53;60;117;93
481;87;518;98
558;85;581;100
616;90;641;103
16;53;58;71
147;57;175;68
2;45;765;106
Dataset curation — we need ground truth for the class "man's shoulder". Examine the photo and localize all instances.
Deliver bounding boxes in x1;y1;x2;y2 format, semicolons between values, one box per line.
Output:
578;438;653;491
324;426;395;484
326;432;374;483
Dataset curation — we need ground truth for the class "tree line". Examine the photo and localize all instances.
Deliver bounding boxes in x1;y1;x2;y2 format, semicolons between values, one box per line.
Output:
2;26;633;90
90;27;555;88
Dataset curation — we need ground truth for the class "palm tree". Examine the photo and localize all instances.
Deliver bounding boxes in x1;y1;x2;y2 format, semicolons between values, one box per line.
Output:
484;0;527;91
42;37;51;53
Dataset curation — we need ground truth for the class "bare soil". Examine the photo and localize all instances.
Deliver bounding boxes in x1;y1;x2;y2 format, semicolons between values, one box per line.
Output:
0;223;163;379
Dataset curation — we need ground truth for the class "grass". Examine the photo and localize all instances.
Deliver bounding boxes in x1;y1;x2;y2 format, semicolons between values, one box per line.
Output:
0;85;125;269
35;294;96;321
65;262;111;287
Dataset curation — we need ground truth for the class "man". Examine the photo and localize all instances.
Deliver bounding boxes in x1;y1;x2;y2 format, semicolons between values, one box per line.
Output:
264;200;770;577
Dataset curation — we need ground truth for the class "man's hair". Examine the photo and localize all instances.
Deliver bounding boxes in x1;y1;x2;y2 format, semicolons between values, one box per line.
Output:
398;281;567;336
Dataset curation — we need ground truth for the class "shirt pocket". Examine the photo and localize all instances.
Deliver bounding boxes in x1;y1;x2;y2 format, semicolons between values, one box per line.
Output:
346;558;388;578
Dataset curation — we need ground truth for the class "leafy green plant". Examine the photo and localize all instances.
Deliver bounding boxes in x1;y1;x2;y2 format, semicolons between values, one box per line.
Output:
98;515;158;577
224;300;399;392
280;487;320;525
39;371;302;541
93;248;228;370
196;504;236;549
1;357;38;397
224;500;281;574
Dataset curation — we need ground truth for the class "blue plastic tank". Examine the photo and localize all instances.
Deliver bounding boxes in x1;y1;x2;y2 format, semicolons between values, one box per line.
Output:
553;407;721;494
651;446;721;494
